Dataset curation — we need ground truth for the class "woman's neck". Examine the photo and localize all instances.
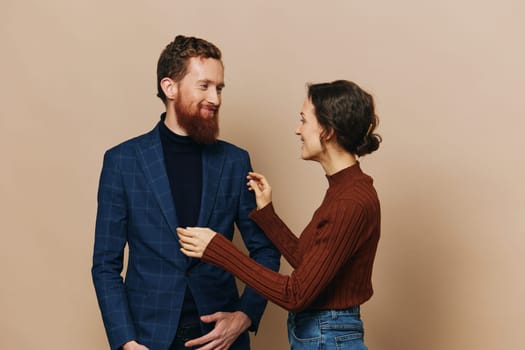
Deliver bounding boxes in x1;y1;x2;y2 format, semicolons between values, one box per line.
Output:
319;144;357;176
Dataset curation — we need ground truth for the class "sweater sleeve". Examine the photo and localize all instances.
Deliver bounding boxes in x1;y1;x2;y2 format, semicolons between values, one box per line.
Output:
203;200;372;313
249;203;301;267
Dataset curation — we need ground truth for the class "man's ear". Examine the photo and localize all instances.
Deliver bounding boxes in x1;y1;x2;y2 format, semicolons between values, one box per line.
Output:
160;77;177;101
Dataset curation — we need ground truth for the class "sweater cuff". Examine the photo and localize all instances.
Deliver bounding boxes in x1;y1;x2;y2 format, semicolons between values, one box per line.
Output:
249;202;275;224
202;233;231;264
248;202;284;237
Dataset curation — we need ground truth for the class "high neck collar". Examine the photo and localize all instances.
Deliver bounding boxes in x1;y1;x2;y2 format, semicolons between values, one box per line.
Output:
158;114;204;154
326;162;362;187
159;113;195;144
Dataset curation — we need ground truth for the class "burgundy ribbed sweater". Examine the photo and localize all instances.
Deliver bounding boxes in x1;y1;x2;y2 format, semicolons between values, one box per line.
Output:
202;163;380;313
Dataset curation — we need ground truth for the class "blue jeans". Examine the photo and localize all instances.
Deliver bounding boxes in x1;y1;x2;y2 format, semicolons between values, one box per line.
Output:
287;306;367;350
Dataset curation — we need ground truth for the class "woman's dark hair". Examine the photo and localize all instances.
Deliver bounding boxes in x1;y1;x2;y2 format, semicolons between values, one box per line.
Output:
156;35;222;104
307;80;381;156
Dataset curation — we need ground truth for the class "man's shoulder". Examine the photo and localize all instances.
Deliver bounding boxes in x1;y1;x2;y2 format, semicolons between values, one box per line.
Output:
104;126;157;156
213;139;249;157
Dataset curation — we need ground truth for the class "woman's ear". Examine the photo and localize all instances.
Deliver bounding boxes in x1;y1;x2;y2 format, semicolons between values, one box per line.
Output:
322;127;336;142
160;77;177;101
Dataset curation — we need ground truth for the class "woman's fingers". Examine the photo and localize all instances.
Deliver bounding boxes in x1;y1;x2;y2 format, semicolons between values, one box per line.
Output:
177;228;192;241
247;171;264;180
181;247;202;258
246;172;272;209
247;179;262;195
176;227;216;258
177;228;198;249
247;172;270;192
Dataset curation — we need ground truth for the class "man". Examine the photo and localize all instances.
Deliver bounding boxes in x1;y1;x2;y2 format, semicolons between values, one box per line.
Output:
92;35;280;350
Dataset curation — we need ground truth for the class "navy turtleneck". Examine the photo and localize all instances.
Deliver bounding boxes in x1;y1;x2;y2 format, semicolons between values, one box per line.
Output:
159;117;202;228
159;114;202;326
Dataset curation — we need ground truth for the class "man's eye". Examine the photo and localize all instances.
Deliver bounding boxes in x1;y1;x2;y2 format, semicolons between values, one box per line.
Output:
200;84;208;89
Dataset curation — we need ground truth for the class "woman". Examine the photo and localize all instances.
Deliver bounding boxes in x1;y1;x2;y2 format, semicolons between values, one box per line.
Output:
177;80;382;349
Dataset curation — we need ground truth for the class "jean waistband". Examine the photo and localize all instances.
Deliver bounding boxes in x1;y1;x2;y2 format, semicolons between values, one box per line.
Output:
292;305;361;317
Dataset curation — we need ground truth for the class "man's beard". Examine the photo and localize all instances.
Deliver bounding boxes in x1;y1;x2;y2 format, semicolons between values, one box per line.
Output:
175;98;219;145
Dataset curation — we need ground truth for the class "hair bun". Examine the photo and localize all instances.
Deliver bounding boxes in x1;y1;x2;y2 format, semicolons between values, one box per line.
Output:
356;133;382;157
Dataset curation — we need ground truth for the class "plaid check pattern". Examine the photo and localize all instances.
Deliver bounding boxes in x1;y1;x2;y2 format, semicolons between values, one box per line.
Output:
92;123;280;350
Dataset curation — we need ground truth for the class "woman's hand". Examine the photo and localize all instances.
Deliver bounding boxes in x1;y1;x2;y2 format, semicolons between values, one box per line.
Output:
176;227;217;258
246;172;272;209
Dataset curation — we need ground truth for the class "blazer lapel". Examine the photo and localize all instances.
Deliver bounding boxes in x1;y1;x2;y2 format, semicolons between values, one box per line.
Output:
134;125;178;235
198;142;225;226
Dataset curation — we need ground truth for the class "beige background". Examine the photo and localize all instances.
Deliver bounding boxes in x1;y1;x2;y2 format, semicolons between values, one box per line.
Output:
1;0;524;349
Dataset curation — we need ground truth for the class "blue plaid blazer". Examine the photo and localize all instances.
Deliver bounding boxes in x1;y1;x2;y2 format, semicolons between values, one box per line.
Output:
92;122;280;350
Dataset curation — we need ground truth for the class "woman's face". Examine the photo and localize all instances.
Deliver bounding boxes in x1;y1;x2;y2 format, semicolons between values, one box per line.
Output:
295;98;325;161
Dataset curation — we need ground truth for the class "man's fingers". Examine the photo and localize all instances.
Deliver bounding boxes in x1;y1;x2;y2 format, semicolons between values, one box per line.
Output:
194;339;227;350
200;312;221;323
184;329;217;348
187;332;229;350
184;334;211;347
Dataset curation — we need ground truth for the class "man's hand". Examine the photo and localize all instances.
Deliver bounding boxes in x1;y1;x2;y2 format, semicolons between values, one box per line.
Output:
184;311;252;350
122;340;149;350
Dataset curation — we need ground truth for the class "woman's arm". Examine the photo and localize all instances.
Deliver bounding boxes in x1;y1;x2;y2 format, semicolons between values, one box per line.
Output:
178;200;374;313
246;172;301;266
248;203;301;267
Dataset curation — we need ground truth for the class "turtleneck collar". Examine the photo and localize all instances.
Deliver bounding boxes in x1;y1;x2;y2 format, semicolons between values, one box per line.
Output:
158;113;202;152
326;162;362;188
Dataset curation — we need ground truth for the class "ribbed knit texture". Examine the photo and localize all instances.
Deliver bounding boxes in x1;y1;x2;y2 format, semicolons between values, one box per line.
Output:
202;163;380;313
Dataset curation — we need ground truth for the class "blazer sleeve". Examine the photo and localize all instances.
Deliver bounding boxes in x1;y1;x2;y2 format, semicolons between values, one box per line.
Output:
91;149;136;350
234;152;281;332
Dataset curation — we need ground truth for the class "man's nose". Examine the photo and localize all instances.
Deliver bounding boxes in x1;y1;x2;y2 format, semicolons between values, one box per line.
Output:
207;88;220;105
